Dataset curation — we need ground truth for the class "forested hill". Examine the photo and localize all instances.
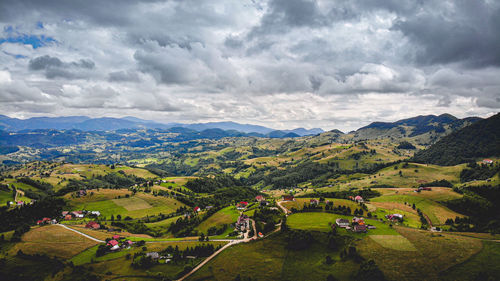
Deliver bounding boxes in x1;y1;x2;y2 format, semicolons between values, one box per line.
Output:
413;112;500;165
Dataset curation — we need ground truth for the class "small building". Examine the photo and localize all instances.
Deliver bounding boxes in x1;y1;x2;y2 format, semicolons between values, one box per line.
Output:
71;211;84;218
236;214;250;231
112;235;121;240
37;217;52;225
483;159;493;164
194;206;201;212
89;211;101;217
282;195;295;201
336;218;350;228
61;211;69;217
255;195;265;202
386;214;403;221
64;214;73;220
354;196;364;203
236;201;248;210
146;252;160;259
353;224;367;233
352;217;365;225
85;221;100;229
310;199;319;205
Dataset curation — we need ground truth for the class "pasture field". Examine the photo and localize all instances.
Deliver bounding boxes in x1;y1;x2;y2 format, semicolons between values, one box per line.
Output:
0;190;12;205
370;194;463;225
188;234;288;281
195;206;240;235
287;212;399;235
8;225;98;259
368;235;417;251
71;241;227;266
357;226;482;281
66;189;184;218
439;240;500;280
369;201;422;228
65;225;153;241
372;187;463;201
282;198;360;211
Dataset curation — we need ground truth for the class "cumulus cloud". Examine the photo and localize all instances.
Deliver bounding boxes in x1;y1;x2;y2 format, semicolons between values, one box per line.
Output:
0;0;498;131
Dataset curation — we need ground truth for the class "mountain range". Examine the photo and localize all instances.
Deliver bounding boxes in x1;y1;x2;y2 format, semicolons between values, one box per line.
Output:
0;115;323;137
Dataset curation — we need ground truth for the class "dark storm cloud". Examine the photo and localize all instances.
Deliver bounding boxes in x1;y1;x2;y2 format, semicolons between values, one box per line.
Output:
28;55;95;79
392;1;500;67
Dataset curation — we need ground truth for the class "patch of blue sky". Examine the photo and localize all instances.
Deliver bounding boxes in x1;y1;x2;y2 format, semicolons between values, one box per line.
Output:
0;34;56;49
2;51;27;59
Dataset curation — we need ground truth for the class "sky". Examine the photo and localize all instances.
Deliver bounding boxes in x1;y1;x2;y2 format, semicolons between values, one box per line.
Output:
0;0;499;132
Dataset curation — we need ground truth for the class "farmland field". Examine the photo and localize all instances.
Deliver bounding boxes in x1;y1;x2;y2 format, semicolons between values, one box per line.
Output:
8;225;98;259
357;226;482;281
195;206;240;234
287;212;399;235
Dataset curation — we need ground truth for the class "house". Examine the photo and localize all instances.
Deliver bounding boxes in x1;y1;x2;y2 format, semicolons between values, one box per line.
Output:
236;214;250;231
483;159;494;164
260;200;269;206
17;201;24;206
352;224;367;233
236;201;248;210
112;235;121;240
352;217;365;225
61;211;69;217
107;240;120;251
310;199;319;205
255;195;265;202
64;214;73;220
37;217;52;225
146;252;160;259
282;195;295;201
336;218;350;228
354;196;364;203
418;187;432;191
386;214;403;221
71;211;84;218
194;206;201;212
85;221;100;229
89;211;101;217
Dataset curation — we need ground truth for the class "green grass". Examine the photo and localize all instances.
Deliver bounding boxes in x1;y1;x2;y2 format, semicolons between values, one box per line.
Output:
368;235;417;251
370;194;463;225
287;212;399;235
0;190;13;205
439;240;500;281
195;206;240;235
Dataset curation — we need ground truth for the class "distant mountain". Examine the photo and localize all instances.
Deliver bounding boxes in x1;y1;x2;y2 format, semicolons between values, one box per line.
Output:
182;121;273;134
353;114;482;142
0;116;322;136
413;113;500;165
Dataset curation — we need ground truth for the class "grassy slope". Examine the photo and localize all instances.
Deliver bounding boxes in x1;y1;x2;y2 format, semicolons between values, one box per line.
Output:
357;226;482;281
195;206;240;234
8;225;98;259
287;212;399;235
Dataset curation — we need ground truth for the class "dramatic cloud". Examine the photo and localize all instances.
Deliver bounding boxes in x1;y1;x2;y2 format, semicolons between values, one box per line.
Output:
0;0;499;131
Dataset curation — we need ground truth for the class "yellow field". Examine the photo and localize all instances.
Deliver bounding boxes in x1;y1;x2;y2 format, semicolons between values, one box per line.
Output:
369;235;417;251
9;225;98;259
112;196;152;211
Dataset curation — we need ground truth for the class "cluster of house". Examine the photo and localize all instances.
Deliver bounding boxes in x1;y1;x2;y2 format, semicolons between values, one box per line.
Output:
61;210;101;220
145;252;176;262
347;195;364;203
106;235;133;251
193;205;213;213
8;200;30;207
36;217;57;225
86;221;101;229
385;213;404;221
335;217;375;233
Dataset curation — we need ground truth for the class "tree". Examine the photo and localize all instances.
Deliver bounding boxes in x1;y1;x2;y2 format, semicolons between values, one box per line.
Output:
325;255;334;265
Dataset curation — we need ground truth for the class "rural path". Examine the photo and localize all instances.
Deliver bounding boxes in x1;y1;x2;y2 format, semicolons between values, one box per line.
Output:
276;200;291;215
177;219;258;281
56;224;105;243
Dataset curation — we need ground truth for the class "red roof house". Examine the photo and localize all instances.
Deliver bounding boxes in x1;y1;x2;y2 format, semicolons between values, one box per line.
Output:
85;221;100;229
107;240;119;246
354;196;364;203
240;201;248;206
255;195;264;202
112;235;121;240
194;207;201;212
